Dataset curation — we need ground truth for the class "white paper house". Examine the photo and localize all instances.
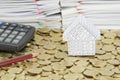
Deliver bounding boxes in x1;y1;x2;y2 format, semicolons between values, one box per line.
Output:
63;15;100;55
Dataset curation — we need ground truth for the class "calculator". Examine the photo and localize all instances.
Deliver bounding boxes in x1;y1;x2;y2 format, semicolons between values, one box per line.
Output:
0;22;35;52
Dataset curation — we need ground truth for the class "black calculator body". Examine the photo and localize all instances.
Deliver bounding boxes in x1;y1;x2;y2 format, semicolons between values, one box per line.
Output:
0;22;35;52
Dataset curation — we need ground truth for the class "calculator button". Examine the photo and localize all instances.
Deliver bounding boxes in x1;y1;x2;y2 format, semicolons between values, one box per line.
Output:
16;36;23;40
4;22;9;26
11;31;18;35
0;29;4;33
1;26;7;29
0;37;4;42
0;22;3;26
4;30;11;34
12;39;20;44
1;33;8;37
10;23;17;27
8;35;16;38
18;25;24;28
8;26;14;30
25;25;31;28
15;28;20;31
15;27;28;32
19;32;26;36
4;38;12;43
21;28;28;32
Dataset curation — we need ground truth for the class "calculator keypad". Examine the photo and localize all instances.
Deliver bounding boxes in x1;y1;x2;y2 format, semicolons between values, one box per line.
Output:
0;22;35;52
0;22;30;44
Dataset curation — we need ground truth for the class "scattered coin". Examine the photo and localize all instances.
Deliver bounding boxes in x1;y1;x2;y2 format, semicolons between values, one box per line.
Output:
100;69;114;76
52;62;66;71
15;74;25;80
89;59;106;68
41;72;52;77
27;67;42;74
43;42;56;50
70;65;86;73
40;77;50;80
107;59;120;65
8;67;23;74
25;75;41;80
83;69;98;78
37;53;52;60
50;36;62;42
0;29;120;80
48;74;62;80
38;60;51;65
114;40;120;46
64;73;79;80
54;51;67;59
42;65;52;72
102;45;115;51
102;39;113;44
96;49;105;55
1;73;15;80
37;27;50;33
96;53;115;60
104;32;116;39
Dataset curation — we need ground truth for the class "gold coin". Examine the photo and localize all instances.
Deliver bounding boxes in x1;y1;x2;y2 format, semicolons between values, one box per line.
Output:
48;74;62;80
96;53;115;60
15;74;25;80
1;73;15;80
111;67;120;74
96;50;105;55
43;42;56;50
96;76;114;80
52;62;66;71
39;77;50;80
41;72;52;77
70;65;86;73
89;59;106;68
42;65;52;72
83;69;98;77
114;40;120;47
38;27;50;33
104;32;116;39
107;59;120;65
102;39;113;44
38;60;51;65
54;51;67;59
37;53;52;60
102;45;115;51
52;28;62;33
8;68;23;74
75;60;89;67
64;73;82;80
100;69;114;76
50;31;62;37
50;36;62;42
27;67;42;74
25;75;41;80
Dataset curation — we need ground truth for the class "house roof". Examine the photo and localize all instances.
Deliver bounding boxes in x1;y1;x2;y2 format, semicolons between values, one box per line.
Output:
63;14;100;41
78;15;100;39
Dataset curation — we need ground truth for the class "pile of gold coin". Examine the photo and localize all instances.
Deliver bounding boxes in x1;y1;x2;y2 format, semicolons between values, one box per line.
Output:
0;28;120;80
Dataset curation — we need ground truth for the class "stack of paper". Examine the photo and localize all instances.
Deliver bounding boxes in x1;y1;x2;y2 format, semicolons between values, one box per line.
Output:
36;0;62;28
0;0;43;27
60;0;120;30
0;0;62;28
